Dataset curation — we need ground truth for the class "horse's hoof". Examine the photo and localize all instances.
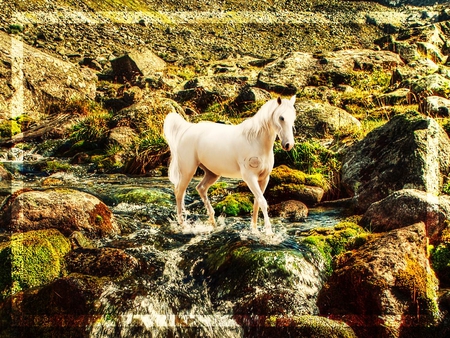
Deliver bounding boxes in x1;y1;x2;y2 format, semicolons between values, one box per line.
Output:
265;228;274;236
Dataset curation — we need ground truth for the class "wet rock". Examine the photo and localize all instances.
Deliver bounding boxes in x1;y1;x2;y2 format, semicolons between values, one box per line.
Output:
0;273;108;338
66;247;139;278
0;188;119;238
186;229;328;317
341;113;450;212
244;314;357;338
0;165;12;192
270;200;308;222
318;222;440;338
0;229;71;299
295;101;362;139
361;189;450;244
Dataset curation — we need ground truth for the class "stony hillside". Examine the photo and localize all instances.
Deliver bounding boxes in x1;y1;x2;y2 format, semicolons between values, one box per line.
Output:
0;0;417;62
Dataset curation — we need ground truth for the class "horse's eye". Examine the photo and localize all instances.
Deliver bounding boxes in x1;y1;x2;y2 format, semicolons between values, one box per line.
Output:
279;116;284;121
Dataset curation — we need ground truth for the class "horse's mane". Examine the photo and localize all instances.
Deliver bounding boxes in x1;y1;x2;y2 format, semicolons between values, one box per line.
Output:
241;99;279;141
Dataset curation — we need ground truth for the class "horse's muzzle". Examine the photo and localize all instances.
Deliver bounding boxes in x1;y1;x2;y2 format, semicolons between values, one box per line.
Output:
284;142;294;151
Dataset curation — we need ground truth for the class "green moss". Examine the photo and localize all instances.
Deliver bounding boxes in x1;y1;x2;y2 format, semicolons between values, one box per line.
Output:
115;188;172;206
264;315;357;337
430;243;450;286
0;229;71;300
395;258;439;320
270;165;328;190
41;160;72;173
301;221;367;274
0;120;21;138
214;193;253;216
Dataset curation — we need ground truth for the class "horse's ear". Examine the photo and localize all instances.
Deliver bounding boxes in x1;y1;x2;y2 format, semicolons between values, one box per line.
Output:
277;97;282;105
290;95;296;105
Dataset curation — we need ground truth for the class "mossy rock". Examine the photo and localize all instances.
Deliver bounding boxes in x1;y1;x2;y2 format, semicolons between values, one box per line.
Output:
270;165;326;188
430;243;450;287
187;230;328;316
214;192;253;216
114;187;172;207
254;315;357;338
300;220;367;274
267;165;326;205
0;229;71;300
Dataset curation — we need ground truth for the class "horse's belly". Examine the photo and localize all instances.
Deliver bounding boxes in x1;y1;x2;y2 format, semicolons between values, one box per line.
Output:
200;159;242;179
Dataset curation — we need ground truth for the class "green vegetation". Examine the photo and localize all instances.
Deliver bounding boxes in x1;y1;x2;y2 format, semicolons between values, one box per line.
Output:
0;229;71;300
430;242;450;287
274;142;340;194
301;220;368;274
264;315;356;337
8;24;24;34
115;188;172;206
214;192;253;216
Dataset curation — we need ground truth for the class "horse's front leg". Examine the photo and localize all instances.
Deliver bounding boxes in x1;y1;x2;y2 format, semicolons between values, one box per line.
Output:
243;173;273;235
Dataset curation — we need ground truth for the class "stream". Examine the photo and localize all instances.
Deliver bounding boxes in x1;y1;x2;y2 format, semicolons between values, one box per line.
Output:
1;161;350;337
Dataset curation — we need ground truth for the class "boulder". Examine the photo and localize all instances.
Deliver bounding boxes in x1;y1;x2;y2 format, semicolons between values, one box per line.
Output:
233;86;272;108
376;88;414;106
295;101;362;139
175;75;247;109
0;229;71;299
0;31;97;121
66;247;140;278
110;48;166;83
403;74;450;97
361;189;450;244
318;222;440;338
270;200;308;222
341;113;450;211
108;126;137;148
420;96;450;117
0;188;119;238
257;50;403;94
186;229;328;318
0;273;108;337
267;165;325;206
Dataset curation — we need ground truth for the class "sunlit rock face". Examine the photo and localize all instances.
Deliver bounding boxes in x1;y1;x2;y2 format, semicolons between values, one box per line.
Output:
341;113;450;212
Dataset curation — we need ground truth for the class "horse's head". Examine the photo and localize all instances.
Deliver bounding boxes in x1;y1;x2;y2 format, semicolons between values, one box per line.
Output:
274;95;296;151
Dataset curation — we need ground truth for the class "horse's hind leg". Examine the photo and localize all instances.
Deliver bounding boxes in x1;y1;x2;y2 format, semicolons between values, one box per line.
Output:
174;168;197;225
196;165;220;226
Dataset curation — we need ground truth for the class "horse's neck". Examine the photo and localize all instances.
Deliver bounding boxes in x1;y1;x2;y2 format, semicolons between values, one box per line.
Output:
241;109;277;151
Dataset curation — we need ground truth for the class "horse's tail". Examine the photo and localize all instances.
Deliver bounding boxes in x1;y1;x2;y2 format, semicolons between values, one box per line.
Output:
164;112;190;187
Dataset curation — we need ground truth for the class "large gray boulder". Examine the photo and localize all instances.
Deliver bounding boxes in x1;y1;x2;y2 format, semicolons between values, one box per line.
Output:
256;50;403;94
361;189;450;244
0;31;97;121
341;113;450;211
295;100;362;139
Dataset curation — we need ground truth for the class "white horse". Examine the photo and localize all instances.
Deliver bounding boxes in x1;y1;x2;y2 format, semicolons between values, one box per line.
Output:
163;96;296;235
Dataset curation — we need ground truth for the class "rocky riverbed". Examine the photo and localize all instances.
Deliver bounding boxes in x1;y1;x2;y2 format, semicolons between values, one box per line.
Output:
2;0;450;337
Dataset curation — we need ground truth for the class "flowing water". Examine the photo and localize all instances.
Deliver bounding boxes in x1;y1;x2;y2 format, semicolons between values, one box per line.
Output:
1;159;350;337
